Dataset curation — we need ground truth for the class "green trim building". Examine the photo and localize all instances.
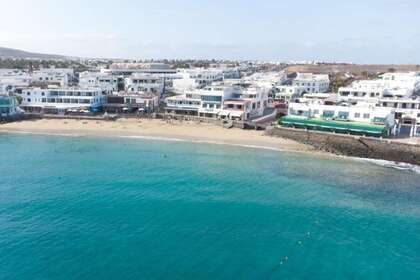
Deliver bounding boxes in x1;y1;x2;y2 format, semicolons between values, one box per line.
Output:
280;116;389;137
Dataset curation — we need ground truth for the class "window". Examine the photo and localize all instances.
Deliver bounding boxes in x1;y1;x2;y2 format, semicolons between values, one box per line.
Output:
363;113;370;119
373;117;386;124
201;95;221;102
354;113;361;118
323;110;335;118
338;111;349;120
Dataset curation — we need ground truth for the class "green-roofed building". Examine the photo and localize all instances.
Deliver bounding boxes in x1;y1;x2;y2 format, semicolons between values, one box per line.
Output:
280;115;390;137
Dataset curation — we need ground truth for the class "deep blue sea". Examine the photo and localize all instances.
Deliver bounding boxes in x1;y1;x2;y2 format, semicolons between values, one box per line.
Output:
1;133;420;279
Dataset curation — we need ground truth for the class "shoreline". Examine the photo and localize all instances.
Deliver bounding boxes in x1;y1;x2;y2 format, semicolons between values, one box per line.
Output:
2;118;419;173
0;118;314;153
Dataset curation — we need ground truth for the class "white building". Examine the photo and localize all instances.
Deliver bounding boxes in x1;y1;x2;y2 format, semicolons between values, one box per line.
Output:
292;73;330;93
125;74;164;94
32;68;74;87
197;85;238;118
109;63;176;75
339;72;420;101
220;86;269;121
274;86;305;101
165;83;269;121
380;72;420;94
18;87;105;114
337;72;420;127
173;69;224;93
221;68;241;79
0;70;32;94
165;92;202;116
244;72;287;86
165;85;239;118
288;99;395;126
79;71;119;94
172;71;200;93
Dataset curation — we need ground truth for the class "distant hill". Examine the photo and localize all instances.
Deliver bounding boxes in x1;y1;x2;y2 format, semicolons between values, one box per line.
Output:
0;47;68;60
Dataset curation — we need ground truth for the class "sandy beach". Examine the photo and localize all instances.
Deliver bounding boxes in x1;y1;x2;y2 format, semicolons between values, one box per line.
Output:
0;118;313;153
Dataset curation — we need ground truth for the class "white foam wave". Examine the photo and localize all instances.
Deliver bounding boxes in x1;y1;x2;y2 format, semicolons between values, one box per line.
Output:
118;135;288;152
350;157;420;174
0;130;85;137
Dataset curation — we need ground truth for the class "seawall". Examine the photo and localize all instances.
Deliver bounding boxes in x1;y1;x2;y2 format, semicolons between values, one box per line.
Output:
265;127;420;166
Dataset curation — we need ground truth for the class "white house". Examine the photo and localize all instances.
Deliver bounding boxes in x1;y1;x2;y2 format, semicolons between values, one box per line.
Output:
337;72;420;128
197;85;238;118
173;69;224;93
220;86;269;121
32;68;74;87
165;85;239;118
79;71;119;94
274;85;305;101
165;92;202;116
293;73;330;93
339;72;420;101
221;68;241;79
0;70;32;94
125;74;164;94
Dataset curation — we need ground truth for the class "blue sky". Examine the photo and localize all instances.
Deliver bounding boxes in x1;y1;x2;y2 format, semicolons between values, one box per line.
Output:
0;0;419;63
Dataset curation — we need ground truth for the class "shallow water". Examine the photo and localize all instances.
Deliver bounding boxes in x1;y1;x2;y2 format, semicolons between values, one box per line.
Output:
1;133;420;279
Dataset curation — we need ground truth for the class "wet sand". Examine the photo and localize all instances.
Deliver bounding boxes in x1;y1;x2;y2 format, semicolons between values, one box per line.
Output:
0;118;314;153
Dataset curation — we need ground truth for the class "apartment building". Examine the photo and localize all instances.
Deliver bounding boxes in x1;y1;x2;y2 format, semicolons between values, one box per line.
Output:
165;85;239;118
292;73;330;93
274;86;305;101
125;74;164;94
32;68;74;87
173;69;224;92
79;71;120;94
18;87;105;114
0;70;32;94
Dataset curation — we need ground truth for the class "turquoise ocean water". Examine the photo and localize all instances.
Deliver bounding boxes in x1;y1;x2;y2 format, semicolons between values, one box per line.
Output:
1;133;420;279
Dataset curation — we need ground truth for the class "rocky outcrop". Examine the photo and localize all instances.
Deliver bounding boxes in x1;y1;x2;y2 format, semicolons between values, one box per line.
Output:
266;127;420;166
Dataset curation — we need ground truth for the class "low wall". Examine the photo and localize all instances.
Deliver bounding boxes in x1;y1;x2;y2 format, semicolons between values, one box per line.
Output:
265;127;420;166
1;114;40;123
